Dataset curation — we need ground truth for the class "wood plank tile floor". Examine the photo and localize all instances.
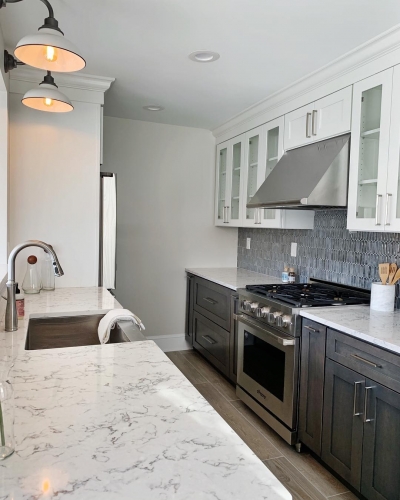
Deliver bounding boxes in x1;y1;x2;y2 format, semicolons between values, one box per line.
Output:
166;349;359;500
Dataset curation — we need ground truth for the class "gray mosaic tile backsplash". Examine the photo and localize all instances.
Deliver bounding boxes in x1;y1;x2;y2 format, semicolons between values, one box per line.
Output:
238;210;400;289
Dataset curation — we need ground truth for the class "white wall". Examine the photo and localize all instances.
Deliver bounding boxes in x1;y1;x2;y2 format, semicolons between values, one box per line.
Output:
9;93;101;287
0;26;8;274
103;117;238;339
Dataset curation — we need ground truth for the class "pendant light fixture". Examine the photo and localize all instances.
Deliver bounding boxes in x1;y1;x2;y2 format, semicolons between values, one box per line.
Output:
22;70;73;112
1;0;85;72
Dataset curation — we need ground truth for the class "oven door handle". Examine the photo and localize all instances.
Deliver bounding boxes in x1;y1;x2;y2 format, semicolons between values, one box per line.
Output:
235;314;296;346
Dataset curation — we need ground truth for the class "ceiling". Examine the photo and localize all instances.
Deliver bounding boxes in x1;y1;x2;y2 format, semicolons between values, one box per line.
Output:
2;0;400;130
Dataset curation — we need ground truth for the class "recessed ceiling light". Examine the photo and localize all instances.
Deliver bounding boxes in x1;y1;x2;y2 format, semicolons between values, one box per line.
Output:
143;105;164;111
189;51;220;63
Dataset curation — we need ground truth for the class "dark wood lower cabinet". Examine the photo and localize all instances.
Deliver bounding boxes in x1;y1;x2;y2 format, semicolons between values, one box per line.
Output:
299;320;400;500
361;382;400;500
321;359;364;490
298;319;327;455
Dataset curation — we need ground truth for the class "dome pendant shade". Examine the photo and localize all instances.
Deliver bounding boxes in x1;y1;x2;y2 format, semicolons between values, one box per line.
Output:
22;73;73;113
15;28;85;73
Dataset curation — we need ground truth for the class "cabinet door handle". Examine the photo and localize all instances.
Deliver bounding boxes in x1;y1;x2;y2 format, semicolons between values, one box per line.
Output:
351;353;382;368
304;325;319;333
385;193;392;226
364;386;375;423
312;110;318;136
202;335;217;345
203;297;218;305
353;381;364;416
306;112;312;138
375;194;382;226
255;208;261;224
223;206;230;224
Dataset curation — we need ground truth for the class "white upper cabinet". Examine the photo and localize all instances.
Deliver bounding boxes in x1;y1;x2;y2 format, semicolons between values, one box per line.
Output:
313;87;352;142
214;120;315;229
385;65;400;232
347;69;393;231
284;103;315;150
284;87;352;150
215;135;245;226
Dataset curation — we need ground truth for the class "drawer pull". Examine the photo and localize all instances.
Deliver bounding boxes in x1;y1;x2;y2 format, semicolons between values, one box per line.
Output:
202;335;217;345
351;353;382;368
353;381;364;416
304;325;319;333
203;297;218;305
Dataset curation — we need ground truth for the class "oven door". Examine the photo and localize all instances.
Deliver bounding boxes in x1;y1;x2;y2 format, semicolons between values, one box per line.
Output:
237;314;299;429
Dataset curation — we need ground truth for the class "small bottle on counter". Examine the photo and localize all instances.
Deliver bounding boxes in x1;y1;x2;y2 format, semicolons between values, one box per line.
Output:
41;251;55;291
15;284;24;320
22;255;41;294
288;267;296;283
282;266;289;283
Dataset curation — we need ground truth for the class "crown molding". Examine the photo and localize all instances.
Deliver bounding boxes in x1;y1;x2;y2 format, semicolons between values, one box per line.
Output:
9;66;115;93
212;24;400;140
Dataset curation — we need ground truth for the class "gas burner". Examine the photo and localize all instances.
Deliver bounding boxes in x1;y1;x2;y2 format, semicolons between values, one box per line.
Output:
245;282;370;308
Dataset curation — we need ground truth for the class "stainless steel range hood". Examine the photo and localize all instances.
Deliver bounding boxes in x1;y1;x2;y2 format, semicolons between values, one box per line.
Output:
247;133;350;210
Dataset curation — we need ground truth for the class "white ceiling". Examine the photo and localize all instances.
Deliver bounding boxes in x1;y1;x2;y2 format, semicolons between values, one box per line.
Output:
2;0;400;130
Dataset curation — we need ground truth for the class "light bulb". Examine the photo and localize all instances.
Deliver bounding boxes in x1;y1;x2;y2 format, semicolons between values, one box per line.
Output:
44;46;57;62
43;98;53;107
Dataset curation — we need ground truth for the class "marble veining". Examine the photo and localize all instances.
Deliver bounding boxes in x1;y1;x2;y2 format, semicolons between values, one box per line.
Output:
301;306;400;355
185;267;279;291
0;287;290;499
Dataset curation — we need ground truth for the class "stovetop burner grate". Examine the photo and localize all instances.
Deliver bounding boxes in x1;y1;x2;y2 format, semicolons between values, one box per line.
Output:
245;283;370;307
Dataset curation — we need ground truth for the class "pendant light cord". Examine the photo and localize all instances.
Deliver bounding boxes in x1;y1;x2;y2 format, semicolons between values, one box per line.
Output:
38;0;54;18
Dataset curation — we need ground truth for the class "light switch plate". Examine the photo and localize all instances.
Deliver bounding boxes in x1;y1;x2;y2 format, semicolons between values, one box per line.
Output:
246;238;251;250
291;242;297;257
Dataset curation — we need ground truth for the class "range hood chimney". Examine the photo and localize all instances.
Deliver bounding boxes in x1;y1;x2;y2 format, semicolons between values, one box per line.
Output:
247;133;350;210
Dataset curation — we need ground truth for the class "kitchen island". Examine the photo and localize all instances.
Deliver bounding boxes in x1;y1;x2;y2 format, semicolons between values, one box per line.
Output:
0;287;290;500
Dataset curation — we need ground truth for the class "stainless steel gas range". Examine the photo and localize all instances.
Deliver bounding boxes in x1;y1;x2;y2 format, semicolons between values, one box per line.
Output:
235;279;370;446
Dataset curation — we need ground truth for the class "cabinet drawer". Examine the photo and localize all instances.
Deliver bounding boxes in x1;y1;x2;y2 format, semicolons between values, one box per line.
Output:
193;312;229;376
327;329;400;393
193;277;232;331
302;318;327;337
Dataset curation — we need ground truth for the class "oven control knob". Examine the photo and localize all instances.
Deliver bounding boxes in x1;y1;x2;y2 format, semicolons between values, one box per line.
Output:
242;300;252;311
282;315;293;328
250;302;259;312
259;306;270;318
267;312;275;324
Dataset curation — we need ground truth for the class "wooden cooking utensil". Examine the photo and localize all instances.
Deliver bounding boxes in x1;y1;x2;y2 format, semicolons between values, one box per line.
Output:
390;268;400;286
389;263;398;284
379;263;390;285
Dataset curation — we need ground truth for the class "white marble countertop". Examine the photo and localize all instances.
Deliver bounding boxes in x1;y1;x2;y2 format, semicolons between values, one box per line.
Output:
185;267;279;291
0;287;290;500
301;306;400;355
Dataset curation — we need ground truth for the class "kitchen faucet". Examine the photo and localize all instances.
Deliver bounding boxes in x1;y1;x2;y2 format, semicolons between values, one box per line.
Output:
5;240;64;332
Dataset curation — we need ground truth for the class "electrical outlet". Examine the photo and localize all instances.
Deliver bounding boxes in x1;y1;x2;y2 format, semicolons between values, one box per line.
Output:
291;242;297;257
246;238;251;250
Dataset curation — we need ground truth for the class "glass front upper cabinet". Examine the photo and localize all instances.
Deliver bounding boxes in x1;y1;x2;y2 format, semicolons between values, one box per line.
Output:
347;69;393;231
245;132;260;222
262;124;281;223
229;138;243;222
216;145;228;224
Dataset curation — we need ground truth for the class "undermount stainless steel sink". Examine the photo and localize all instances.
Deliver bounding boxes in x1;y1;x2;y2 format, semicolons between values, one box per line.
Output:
25;313;145;351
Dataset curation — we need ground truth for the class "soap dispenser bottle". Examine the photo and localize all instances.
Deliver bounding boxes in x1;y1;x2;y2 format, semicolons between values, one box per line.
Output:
22;255;41;294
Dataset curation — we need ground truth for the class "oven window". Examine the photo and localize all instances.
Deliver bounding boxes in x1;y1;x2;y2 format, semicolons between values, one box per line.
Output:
243;329;285;401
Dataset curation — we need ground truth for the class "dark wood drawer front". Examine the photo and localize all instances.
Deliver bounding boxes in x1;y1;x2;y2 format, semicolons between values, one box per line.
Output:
193;277;231;330
193;312;229;376
327;329;400;393
302;318;327;337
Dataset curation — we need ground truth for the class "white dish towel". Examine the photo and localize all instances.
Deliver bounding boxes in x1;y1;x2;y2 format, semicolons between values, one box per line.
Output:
98;309;145;344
